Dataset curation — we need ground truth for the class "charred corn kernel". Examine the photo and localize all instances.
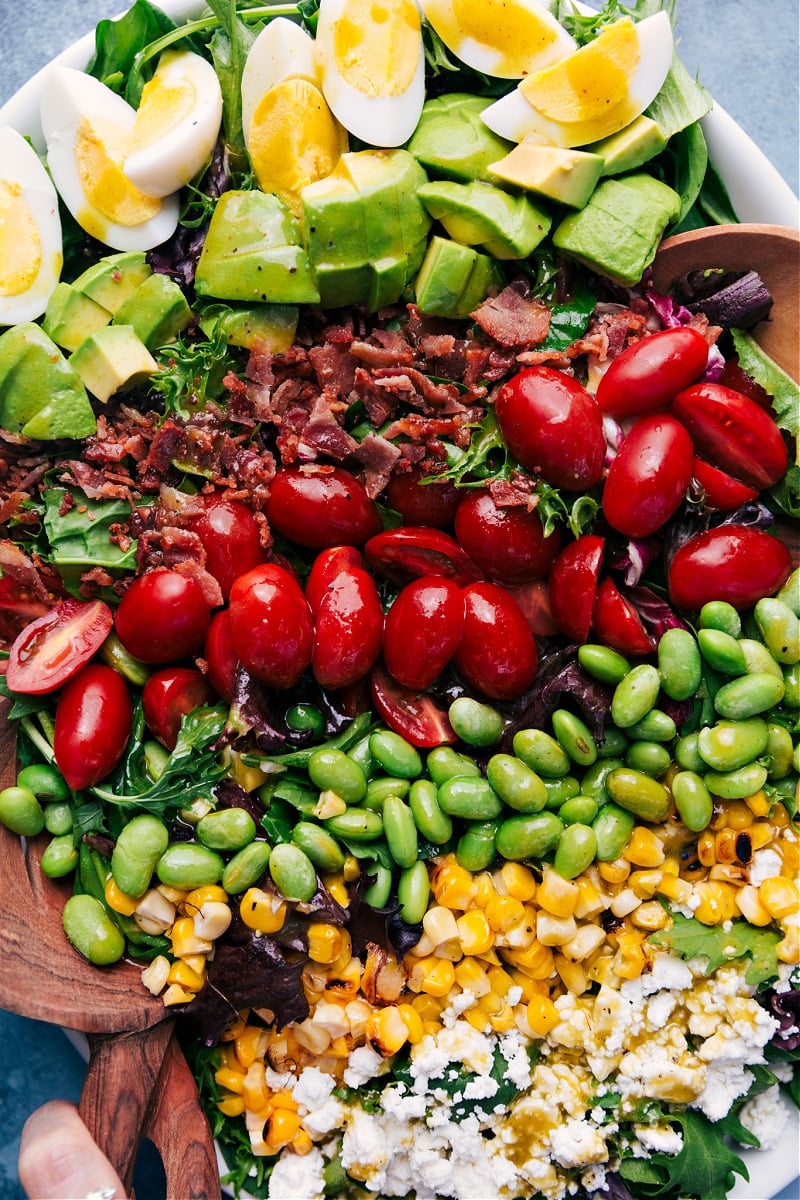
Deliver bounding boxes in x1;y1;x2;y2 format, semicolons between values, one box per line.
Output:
136;889;177;935
537;869;579;918
324;956;363;1001
408;956;456;997
423;905;461;945
170;916;212;957
235;1026;269;1070
242;1062;270;1113
526;993;560;1036
631;901;670;931
158;885;188;905
328;928;353;975
344;999;372;1038
409;932;436;958
489;1002;517;1033
464;1007;491;1033
473;872;497;908
293;1130;314;1156
474;990;503;1019
312;1001;350;1038
554;953;587;995
561;924;606;963
502;913;537;950
749;823;774;851
574;876;605;918
697;831;717;866
182;953;208;976
506;940;555;980
167;959;205;991
598;859;630;885
714;800;754;830
218;1094;246;1117
270;1090;298;1111
777;927;800;963
759;877;799;920
410;993;445;1020
182;884;227;913
613;931;647;979
484;894;526;932
483;967;512;999
535;912;578;946
715;828;740;864
623;826;665;867
694;880;737;924
431;858;476;910
610;888;641;918
735;884;773;926
220;1014;248;1042
745;791;770;817
629;869;663;898
500;862;537;903
215;1067;245;1094
397;1003;425;1044
457;909;494;956
294;1019;332;1055
321;873;349;906
194;900;232;941
454;958;491;997
265;1108;302;1150
307;923;344;964
656;874;693;905
141;955;171;996
709;863;748;885
239;888;287;934
367;1005;411;1056
105;879;139;916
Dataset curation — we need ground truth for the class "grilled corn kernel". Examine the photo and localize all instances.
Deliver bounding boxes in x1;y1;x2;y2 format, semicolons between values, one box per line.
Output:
693;880;737;924
735;884;773;926
307;923;344;964
239;888;287;934
473;872;497;909
505;940;555;980
141;955;171;996
715;828;740;864
629;869;663;898
242;1062;270;1113
324;957;363;1002
715;800;754;830
745;790;770;817
410;994;445;1021
613;931;647;979
322;873;350;907
170;915;212;957
561;924;606;963
759;877;799;920
453;959;491;997
554;952;588;995
293;1130;314;1156
235;1026;269;1070
218;1094;246;1117
294;1019;331;1055
598;859;630;885
537;869;579;919
488;1001;517;1033
397;1003;425;1044
777;926;800;964
105;879;139;916
749;823;774;851
167;959;206;991
574;876;605;919
215;1067;245;1094
656;874;693;905
499;861;537;903
431;857;476;910
457;909;494;956
484;894;526;932
526;993;560;1036
408;956;456;997
367;1005;411;1056
609;888;641;918
194;900;232;941
183;885;228;912
502;913;537;950
697;831;717;866
623;826;665;867
265;1108;302;1150
423;905;461;946
631;901;670;931
535;912;578;947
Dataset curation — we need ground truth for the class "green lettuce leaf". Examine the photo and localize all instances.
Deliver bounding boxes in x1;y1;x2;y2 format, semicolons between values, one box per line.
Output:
42;486;141;599
650;913;781;986
620;1109;748;1200
731;328;800;455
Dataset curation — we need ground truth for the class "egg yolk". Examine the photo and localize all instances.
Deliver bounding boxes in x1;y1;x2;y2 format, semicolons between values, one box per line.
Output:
438;0;565;76
0;181;42;296
129;74;197;150
247;78;346;210
332;0;420;97
520;18;639;122
75;116;162;234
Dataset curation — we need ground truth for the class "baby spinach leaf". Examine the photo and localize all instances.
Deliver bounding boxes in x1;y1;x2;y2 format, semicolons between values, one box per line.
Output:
42;486;140;598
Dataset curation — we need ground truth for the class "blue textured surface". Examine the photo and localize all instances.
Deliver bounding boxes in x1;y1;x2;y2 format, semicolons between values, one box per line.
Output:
0;2;798;1198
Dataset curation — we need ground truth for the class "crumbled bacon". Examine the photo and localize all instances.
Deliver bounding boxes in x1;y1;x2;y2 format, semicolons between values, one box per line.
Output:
471;281;551;347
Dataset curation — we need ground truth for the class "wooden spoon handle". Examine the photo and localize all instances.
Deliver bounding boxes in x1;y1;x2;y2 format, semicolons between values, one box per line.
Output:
142;1029;220;1199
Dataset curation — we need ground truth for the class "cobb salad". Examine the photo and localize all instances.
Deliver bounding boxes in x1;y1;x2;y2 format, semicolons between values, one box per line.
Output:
1;1;799;1198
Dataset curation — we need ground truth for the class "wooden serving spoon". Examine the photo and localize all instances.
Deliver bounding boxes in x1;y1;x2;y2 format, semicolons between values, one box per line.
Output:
0;698;220;1198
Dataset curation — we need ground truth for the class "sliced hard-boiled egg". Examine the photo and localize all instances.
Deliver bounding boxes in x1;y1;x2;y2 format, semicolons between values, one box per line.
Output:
0;127;63;326
123;50;223;198
315;0;425;147
41;66;179;252
418;0;576;79
242;18;348;211
482;12;674;148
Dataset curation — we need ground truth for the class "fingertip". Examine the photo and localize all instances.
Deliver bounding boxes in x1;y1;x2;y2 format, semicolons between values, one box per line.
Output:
19;1101;126;1200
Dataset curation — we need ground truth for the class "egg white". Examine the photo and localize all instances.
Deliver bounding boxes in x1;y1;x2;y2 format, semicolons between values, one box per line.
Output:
40;66;179;252
0;126;63;326
418;0;576;79
241;18;320;136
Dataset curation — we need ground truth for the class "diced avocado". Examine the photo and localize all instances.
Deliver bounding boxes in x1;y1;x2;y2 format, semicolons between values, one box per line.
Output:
418;180;551;260
553;174;682;285
198;303;299;352
42;283;112;352
588;115;668;177
407;93;515;182
72;252;153;315
195;191;320;305
0;322;96;440
113;273;193;351
488;144;604;209
70;325;157;404
414;236;503;320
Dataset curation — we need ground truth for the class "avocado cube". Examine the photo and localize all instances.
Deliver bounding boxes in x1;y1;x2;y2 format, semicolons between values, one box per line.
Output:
414;236;503;320
198;303;299;352
72;252;153;315
488;144;604;210
588;115;668;177
0;322;95;439
343;150;431;273
113;273;193;351
407;93;515;182
42;283;112;352
195;191;320;305
419;180;551;260
70;325;157;403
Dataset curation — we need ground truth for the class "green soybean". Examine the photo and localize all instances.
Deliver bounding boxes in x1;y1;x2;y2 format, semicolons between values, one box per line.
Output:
697;627;748;676
697;718;769;772
448;697;504;747
624;741;671;778
675;732;706;774
144;741;170;783
699;601;742;638
437;776;503;820
558;795;599;826
222;841;272;894
512;728;571;778
409;779;453;845
551;708;597;766
197;808;257;853
427;746;481;785
112;814;170;898
291;822;346;873
553;823;597;879
364;777;410;810
704;762;769;800
486;754;546;813
495;813;563;861
383;796;419;868
286;703;325;739
783;663;800;708
43;801;73;837
99;632;151;686
156;842;224;889
738;639;784;680
596;727;630;758
754;597;800;664
324;809;384;842
397;860;430;924
611;664;661;728
269;843;317;902
0;786;45;836
580;759;624;805
605;768;670;822
40;834;80;878
543;776;581;809
776;569;800;617
16;763;69;803
658;628;702;701
577;644;630;685
714;672;785;719
62;894;125;965
347;736;375;778
625;709;677;743
592;803;635;861
456;821;499;872
369;730;423;779
309;748;368;803
671;771;713;832
364;864;393;909
765;723;795;780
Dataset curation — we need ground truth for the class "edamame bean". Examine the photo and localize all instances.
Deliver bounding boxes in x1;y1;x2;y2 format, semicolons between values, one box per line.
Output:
437;777;503;820
783;663;800;708
99;632;151;686
291;822;346;873
16;763;69;803
577;644;630;685
671;771;713;832
456;821;498;872
754;597;800;664
364;864;393;909
776;569;800;617
714;673;785;719
41;834;79;878
512;728;571;778
0;786;44;836
697;718;769;772
409;779;452;845
197;808;257;852
697;628;747;675
658;628;702;701
551;709;597;767
543;776;581;809
427;746;481;785
605;768;670;822
580;759;625;805
592;803;635;861
144;741;170;783
625;709;677;743
324;810;384;842
222;841;272;894
364;777;410;810
596;727;629;758
553;823;597;879
738;639;784;680
558;795;599;826
448;697;504;747
765;722;795;780
383;796;419;868
269;843;317;902
62;894;125;965
309;748;367;803
704;762;769;800
156;842;224;889
486;754;546;813
43;801;73;837
286;703;325;739
611;664;661;728
699;601;742;638
369;730;423;779
495;813;563;861
347;736;374;778
624;741;671;778
112;814;170;898
397;860;430;924
674;733;706;774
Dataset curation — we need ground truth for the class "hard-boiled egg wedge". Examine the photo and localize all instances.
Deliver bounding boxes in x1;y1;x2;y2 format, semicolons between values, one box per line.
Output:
418;0;576;79
123;50;223;198
315;0;425;147
482;12;674;148
41;66;179;252
0;127;63;326
242;18;348;211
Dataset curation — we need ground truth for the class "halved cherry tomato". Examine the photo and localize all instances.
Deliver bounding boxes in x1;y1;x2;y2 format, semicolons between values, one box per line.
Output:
507;579;559;638
189;492;267;599
548;535;605;643
603;415;694;538
142;667;216;750
115;570;211;664
454;490;562;584
53;663;133;791
692;457;759;511
668;525;792;611
306;546;366;616
364;527;483;588
229;563;314;688
369;662;457;748
204;610;238;703
595;327;709;417
265;466;382;548
495;366;605;491
384;576;464;690
671;382;788;490
592;577;656;656
6;598;113;695
384;465;461;528
312;565;384;690
454;582;538;701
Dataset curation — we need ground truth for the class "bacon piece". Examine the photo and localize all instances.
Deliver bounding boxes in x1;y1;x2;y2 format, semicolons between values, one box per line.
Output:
471;282;551;347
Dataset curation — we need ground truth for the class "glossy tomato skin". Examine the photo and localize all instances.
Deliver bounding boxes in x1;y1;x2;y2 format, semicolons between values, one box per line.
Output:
668;525;792;612
508;579;559;638
720;356;773;410
142;667;215;750
115;570;211;664
53;664;133;791
265;466;382;549
384;576;464;690
369;662;457;748
454;491;562;584
364;527;483;588
548;535;605;643
595;327;709;417
602;414;694;538
229;563;314;688
454;582;538;701
384;466;461;528
671;382;788;490
691;457;759;511
204;610;238;702
592;577;656;656
189;493;267;599
312;565;384;690
6;598;113;695
306;546;365;616
495;367;605;491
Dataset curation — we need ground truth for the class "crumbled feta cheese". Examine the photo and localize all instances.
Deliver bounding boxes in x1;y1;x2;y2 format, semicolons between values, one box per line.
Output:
549;1119;608;1169
737;1083;791;1151
749;848;784;886
341;1109;390;1189
342;1044;386;1088
268;1146;326;1199
633;1123;684;1156
291;1066;335;1111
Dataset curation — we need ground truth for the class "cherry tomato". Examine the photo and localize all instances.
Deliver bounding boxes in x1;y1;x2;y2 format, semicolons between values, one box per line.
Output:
592;577;656;656
595;327;709;417
53;664;133;791
507;579;559;638
189;492;267;599
364;526;483;588
306;546;366;616
454;582;538;701
548;535;605;643
384;465;461;528
383;576;464;690
668;525;792;611
671;382;788;490
603;414;694;538
142;667;216;750
229;563;314;688
691;457;759;511
454;490;562;584
265;466;382;549
369;662;457;748
495;367;605;491
6;598;113;695
204;610;238;702
115;570;211;664
312;566;384;690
